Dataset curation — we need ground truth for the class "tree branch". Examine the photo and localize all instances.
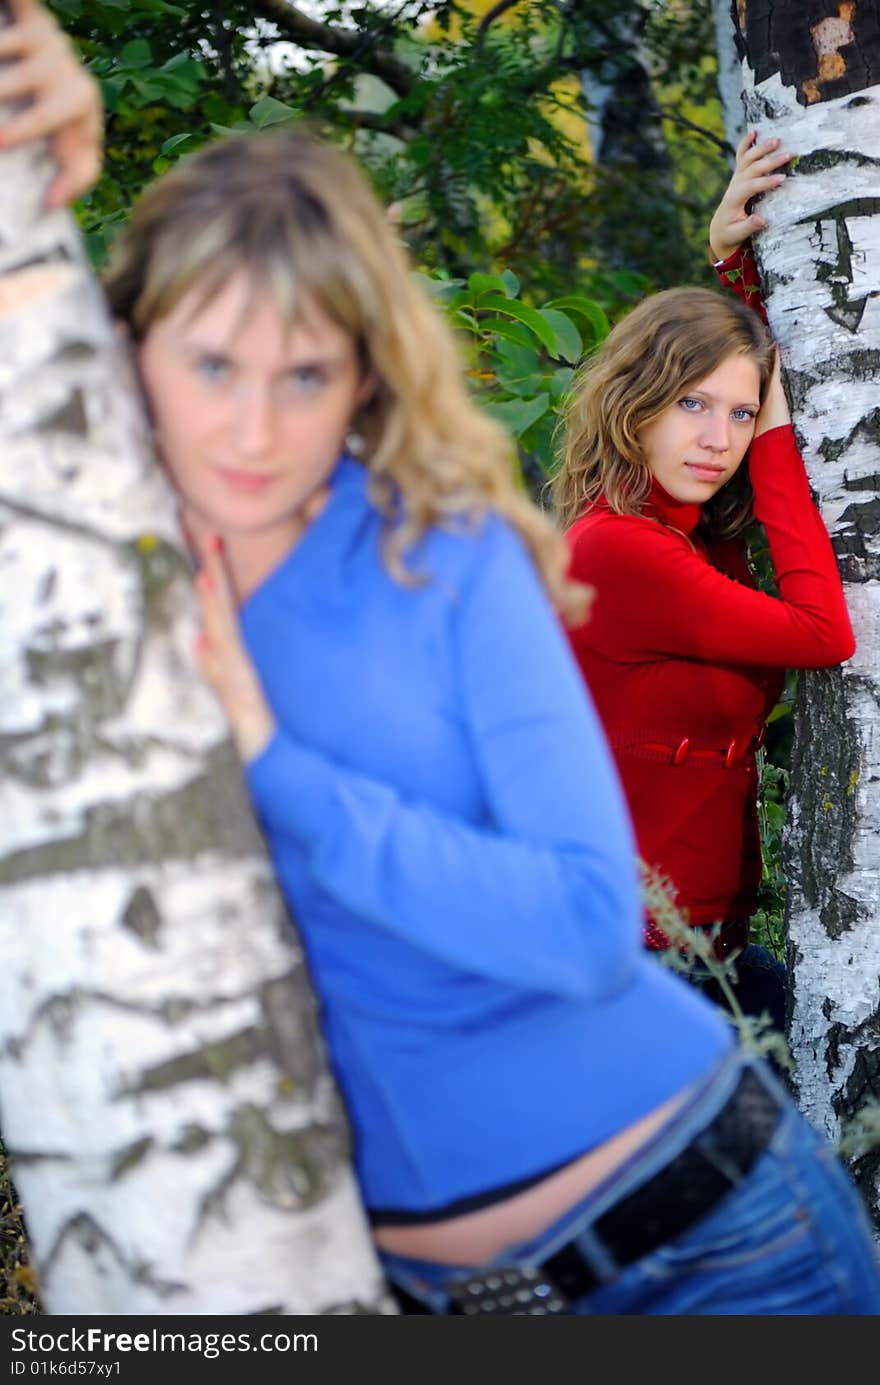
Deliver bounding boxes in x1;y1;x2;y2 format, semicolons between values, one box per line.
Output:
657;105;734;157
476;1;523;40
251;1;415;98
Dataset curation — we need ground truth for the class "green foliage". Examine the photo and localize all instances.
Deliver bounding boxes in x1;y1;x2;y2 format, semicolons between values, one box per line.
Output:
50;0;732;298
420;267;625;479
753;745;790;957
0;1144;38;1315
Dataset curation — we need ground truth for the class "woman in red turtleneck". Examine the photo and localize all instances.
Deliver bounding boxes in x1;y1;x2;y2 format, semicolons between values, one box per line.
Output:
553;140;853;1030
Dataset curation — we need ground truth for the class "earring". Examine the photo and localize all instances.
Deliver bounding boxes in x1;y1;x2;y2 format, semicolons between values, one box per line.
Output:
345;429;366;457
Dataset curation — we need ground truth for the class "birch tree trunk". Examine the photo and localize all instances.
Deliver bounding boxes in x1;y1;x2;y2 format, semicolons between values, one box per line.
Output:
577;1;693;285
711;0;746;151
0;8;390;1314
727;0;880;1222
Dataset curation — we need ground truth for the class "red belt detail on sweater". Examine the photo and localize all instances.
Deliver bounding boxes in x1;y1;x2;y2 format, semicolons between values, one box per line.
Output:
639;730;765;767
645;916;749;958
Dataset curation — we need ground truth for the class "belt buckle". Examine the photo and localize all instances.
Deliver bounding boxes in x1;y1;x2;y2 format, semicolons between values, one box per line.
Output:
446;1264;569;1315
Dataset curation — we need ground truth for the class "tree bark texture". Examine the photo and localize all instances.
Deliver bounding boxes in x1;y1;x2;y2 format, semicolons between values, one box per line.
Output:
0;8;390;1314
729;0;880;1220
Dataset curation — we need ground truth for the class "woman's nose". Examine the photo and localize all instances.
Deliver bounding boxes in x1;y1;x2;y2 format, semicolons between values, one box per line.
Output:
234;386;273;454
699;412;730;452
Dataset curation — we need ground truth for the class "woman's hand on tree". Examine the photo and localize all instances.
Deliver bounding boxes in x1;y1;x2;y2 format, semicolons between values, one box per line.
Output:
709;129;790;264
754;347;791;437
194;537;277;764
0;0;103;207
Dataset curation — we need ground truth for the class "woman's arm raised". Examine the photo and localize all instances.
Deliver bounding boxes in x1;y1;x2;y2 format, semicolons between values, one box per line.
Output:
0;0;102;206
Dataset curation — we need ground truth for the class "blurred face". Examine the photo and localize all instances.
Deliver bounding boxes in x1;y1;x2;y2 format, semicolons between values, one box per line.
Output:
638;353;761;505
137;271;371;543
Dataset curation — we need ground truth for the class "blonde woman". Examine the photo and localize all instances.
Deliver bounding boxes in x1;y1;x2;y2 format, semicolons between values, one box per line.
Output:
7;2;880;1316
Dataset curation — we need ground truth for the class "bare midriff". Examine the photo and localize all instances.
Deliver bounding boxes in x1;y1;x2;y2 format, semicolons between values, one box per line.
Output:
372;1080;695;1266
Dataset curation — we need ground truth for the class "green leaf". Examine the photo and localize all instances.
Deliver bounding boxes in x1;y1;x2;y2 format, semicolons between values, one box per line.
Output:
159;132;197;155
500;270;520;298
493;348;545;395
483;393;550;437
539;309;582;364
467;272;511;300
413;272;466;302
494;338;541;372
606;270;650;299
544;296;610;344
482;318;534;350
521;410;558;471
549;367;575;401
119;40;153;70
477;295;557;354
248;96;299;129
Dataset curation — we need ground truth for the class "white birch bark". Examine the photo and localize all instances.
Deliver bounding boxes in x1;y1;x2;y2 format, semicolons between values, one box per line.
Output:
735;26;880;1218
0;25;390;1314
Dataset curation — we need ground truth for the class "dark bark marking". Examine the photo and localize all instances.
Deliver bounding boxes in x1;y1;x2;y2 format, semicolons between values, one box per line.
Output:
121;1025;285;1095
35;567;57;604
784;667;864;936
194;1105;346;1232
837;496;880;535
24;636;125;715
120;886;163;950
40;388;88;439
54;340;97;367
42;1211;187;1298
795;201;880;335
735;0;880;106
791;150;880;174
120;970;330;1103
826;1009;880;1222
173;1125;212;1154
830;409;880;579
110;1136;154;1181
820;407;880;470
0;742;267;882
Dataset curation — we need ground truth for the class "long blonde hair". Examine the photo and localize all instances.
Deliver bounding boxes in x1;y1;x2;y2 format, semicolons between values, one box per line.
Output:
103;128;586;622
553;286;775;539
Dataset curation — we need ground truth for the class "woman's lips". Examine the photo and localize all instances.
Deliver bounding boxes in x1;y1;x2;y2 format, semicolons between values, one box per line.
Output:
684;462;726;482
215;467;276;492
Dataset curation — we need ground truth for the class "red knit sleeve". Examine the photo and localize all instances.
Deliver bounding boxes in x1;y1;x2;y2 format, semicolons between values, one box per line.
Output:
712;242;768;324
567;425;854;668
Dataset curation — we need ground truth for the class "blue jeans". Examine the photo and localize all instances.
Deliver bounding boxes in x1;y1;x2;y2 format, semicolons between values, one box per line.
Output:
693;943;788;1036
380;1051;880;1315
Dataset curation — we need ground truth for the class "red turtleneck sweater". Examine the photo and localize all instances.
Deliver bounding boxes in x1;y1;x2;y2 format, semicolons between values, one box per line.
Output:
565;425;854;945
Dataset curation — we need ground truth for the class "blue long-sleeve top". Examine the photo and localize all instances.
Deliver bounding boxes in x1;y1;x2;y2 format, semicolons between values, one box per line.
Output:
242;455;731;1215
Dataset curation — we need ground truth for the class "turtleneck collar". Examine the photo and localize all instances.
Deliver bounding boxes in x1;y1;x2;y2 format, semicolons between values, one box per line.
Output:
645;477;702;536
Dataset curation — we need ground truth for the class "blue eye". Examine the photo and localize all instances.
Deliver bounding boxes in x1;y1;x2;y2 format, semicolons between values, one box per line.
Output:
679;397;702;412
285;365;326;393
731;408;756;423
195;355;230;381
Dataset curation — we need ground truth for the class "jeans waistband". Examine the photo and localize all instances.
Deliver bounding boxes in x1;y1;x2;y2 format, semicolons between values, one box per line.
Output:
380;1049;786;1314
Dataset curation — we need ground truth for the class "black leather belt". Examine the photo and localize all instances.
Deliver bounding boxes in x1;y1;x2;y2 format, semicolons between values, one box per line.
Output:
446;1066;782;1315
